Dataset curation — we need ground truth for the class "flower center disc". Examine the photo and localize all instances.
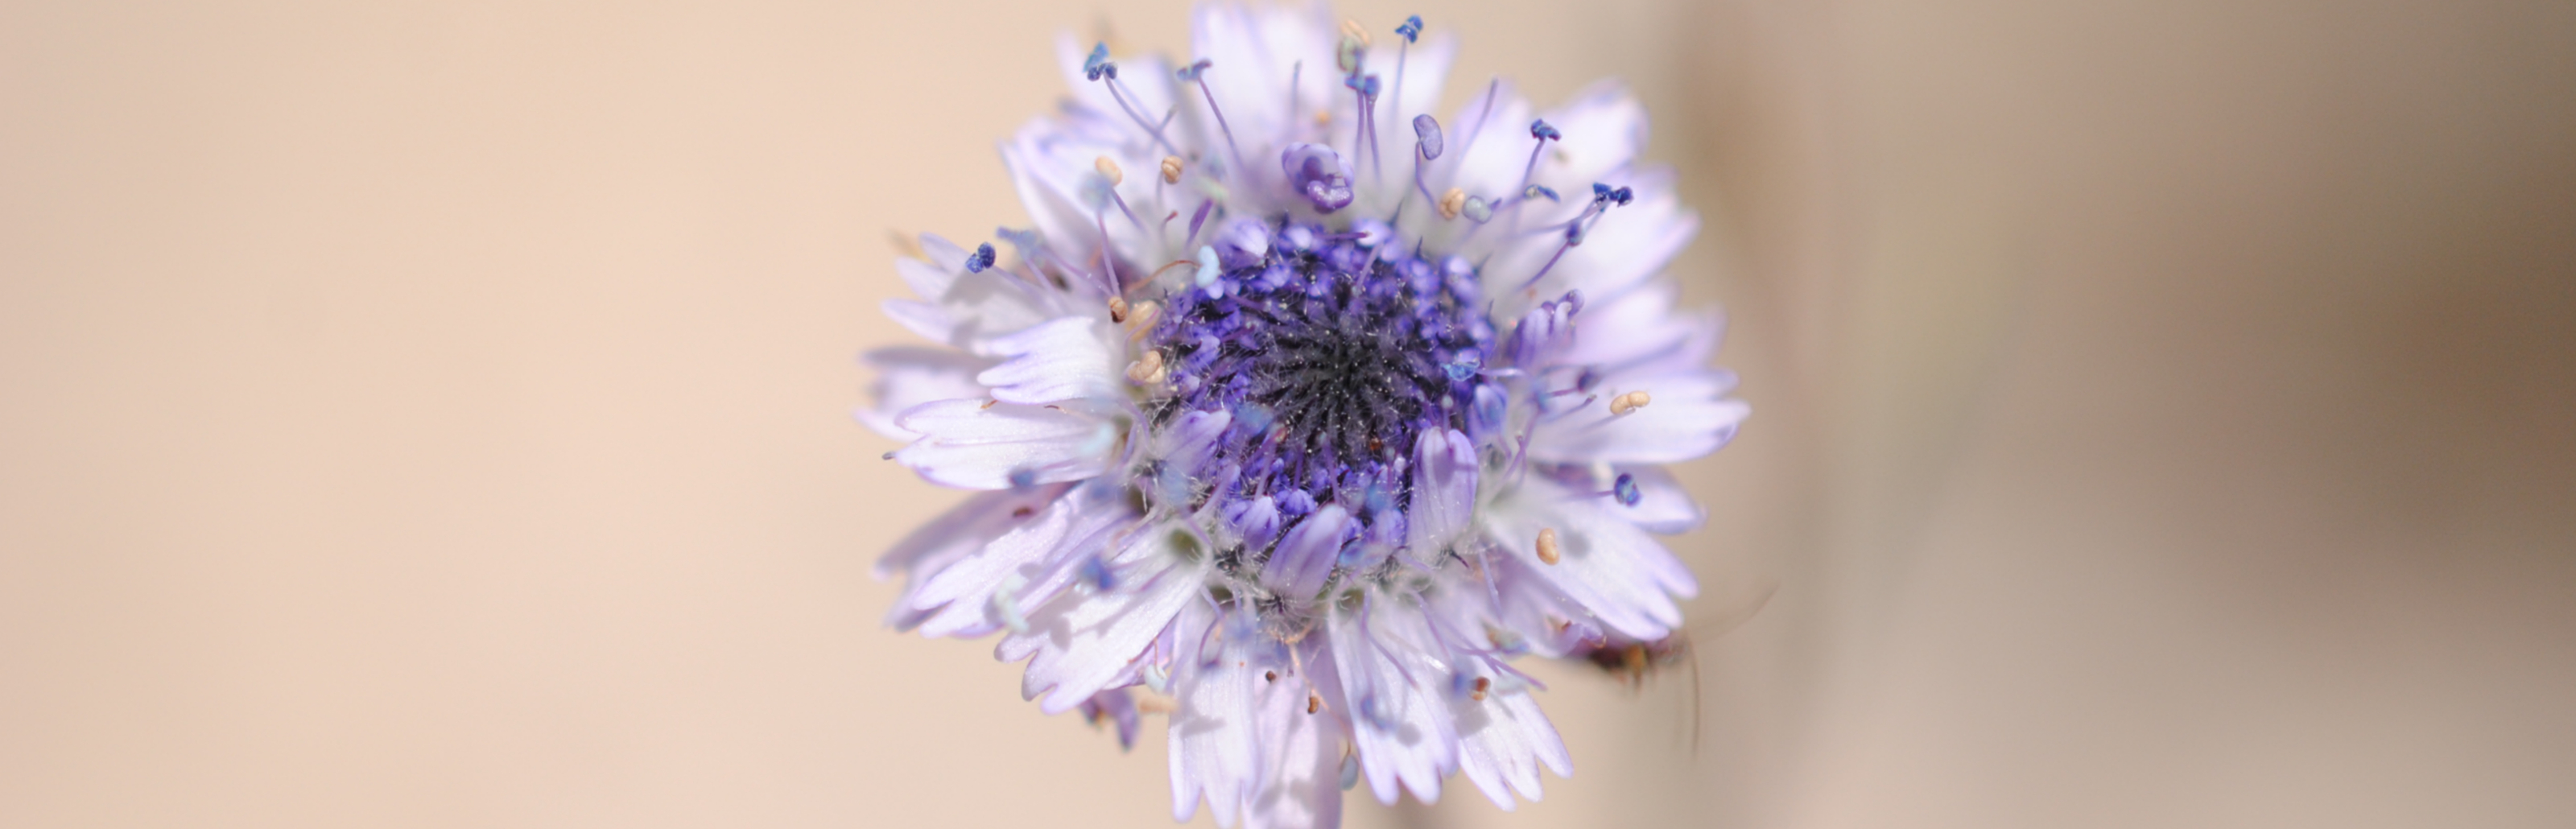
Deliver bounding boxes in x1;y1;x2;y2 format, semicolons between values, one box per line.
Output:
1152;222;1492;523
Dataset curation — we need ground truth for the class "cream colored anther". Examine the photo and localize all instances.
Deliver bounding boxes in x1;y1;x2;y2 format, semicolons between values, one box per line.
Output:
1125;350;1168;386
1095;155;1124;185
1438;188;1467;221
1608;390;1653;416
1121;300;1162;340
1108;296;1130;324
1535;527;1562;565
1340;19;1371;47
1160;155;1183;184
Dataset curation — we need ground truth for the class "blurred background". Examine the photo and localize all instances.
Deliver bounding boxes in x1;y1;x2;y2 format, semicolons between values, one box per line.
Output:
5;1;2571;827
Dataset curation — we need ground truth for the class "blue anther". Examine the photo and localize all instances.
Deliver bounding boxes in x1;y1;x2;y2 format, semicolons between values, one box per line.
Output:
1613;472;1641;507
1525;184;1558;202
1413;114;1443;160
1609;186;1633;206
1177;59;1211;82
1443;349;1482;381
964;242;997;273
1530;119;1560;141
1079;556;1117;591
1083;42;1115;81
1592;182;1615;201
1397;15;1423;43
1343;73;1381;97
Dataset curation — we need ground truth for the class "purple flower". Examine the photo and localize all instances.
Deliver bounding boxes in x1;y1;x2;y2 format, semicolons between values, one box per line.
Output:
861;6;1746;827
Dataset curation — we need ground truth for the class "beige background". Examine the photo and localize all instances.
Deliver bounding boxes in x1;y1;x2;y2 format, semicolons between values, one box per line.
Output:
5;1;2571;827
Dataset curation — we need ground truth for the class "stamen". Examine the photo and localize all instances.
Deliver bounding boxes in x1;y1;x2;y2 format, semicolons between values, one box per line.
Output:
1535;527;1562;565
1411;114;1443;207
1344;73;1383;184
1461;195;1492;222
1160;155;1183;184
1439;188;1466;220
1083;43;1183;156
1506;119;1563;237
1095;155;1123;185
1307;689;1323;714
964;242;997;273
1613;472;1642;506
1286;61;1303;140
1179;60;1249;179
1391;17;1422;134
1517;183;1633;289
1608;390;1651;416
1108;296;1129;323
1126;350;1168;386
1471;675;1490;702
1121;300;1161;340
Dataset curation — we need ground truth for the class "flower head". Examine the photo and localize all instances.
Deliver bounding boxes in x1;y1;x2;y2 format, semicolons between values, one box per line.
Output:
861;6;1747;827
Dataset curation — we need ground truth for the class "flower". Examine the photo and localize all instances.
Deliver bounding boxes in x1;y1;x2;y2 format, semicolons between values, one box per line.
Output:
861;5;1746;827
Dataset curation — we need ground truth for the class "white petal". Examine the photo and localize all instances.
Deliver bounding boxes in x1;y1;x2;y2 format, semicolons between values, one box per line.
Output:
891;399;1115;489
974;316;1122;406
1484;479;1698;640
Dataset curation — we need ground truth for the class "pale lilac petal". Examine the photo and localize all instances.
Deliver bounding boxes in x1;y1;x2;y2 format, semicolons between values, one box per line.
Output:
1011;522;1214;713
1484;479;1698;640
1555;278;1707;373
1525;369;1748;464
975;316;1121;406
1612;465;1705;534
1170;601;1258;827
895;256;957;300
857;347;991;442
874;486;1067;630
918;233;972;274
1534;80;1649;189
1327;601;1458;805
891;399;1115;489
881;297;955;344
1454;689;1571;810
1405;428;1478;555
1260;504;1350;600
906;493;1088;638
1246;640;1346;829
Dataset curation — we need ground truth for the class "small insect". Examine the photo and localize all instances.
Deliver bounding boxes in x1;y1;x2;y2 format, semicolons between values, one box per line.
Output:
1567;584;1776;753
